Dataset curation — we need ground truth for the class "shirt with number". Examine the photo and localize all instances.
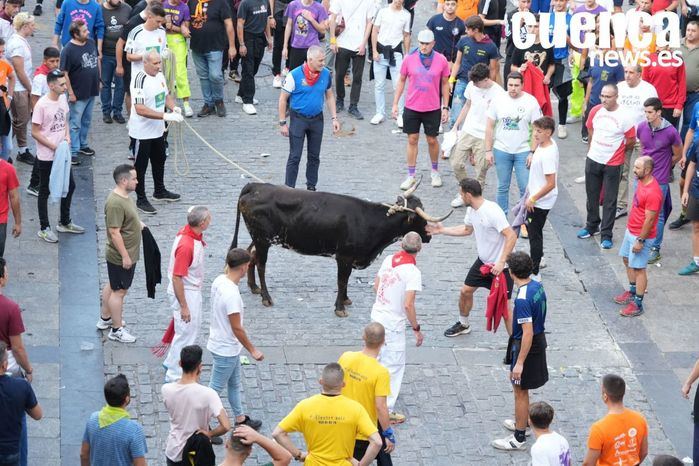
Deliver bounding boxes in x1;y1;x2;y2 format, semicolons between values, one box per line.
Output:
129;71;168;140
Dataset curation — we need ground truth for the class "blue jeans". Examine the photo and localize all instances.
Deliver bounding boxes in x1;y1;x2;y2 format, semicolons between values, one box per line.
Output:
682;91;699;140
373;53;403;117
208;353;243;417
100;55;124;117
493;148;530;214
192;50;224;107
651;183;670;251
0;133;12;161
69;97;94;155
449;78;468;128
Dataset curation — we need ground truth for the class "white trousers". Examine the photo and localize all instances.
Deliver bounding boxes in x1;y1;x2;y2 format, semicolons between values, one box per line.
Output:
164;289;202;382
6;350;20;376
377;326;406;411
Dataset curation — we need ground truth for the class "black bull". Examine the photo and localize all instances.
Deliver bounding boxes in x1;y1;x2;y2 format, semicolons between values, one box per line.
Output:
230;182;451;317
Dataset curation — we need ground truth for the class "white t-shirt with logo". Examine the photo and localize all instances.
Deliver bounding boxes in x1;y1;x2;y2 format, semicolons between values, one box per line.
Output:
207;274;244;357
330;0;376;52
587;105;636;166
370;255;422;331
617;80;658;126
530;431;572;466
129;71;167;140
125;24;167;85
464;199;510;264
463;81;505;140
487;92;542;154
528;141;559;210
373;6;411;49
6;34;32;92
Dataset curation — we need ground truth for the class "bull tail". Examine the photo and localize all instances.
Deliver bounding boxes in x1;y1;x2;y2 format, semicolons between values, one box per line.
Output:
231;200;242;250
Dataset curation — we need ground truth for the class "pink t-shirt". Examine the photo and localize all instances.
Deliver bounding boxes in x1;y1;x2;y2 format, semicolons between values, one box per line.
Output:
400;50;450;112
30;94;69;161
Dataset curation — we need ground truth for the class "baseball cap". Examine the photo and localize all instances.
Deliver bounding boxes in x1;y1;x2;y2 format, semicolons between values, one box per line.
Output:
417;29;435;43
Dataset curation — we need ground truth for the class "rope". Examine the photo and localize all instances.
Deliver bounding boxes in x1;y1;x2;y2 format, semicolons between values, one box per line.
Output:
162;46;191;177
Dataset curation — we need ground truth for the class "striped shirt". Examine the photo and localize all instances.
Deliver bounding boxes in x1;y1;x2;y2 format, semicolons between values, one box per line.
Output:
82;412;147;466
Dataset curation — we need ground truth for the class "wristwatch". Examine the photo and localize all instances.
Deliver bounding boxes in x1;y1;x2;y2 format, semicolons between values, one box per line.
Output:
636;238;646;244
279;120;287;126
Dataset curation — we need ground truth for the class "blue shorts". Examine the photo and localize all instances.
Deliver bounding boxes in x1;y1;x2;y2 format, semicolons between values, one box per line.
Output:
619;229;654;269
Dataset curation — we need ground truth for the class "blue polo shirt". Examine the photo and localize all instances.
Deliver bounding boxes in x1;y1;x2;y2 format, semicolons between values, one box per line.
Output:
83;411;147;466
282;66;332;118
0;375;37;455
512;280;547;340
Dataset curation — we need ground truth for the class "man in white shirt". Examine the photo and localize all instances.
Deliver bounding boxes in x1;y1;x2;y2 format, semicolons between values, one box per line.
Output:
427;178;518;337
529;401;572;466
369;0;411;126
450;62;505;207
616;65;658;217
370;232;424;423
484;71;542;215
0;0;20;43
163;206;211;383
125;3;167;87
162;344;231;465
329;0;376;120
207;248;264;430
7;13;36;165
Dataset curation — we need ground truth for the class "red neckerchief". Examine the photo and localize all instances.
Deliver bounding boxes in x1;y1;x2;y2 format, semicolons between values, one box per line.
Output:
177;224;206;246
303;63;320;86
392;250;416;268
34;64;51;77
0;12;11;22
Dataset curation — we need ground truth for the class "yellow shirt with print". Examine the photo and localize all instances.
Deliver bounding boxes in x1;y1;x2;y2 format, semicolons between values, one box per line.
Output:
278;394;378;466
338;351;390;440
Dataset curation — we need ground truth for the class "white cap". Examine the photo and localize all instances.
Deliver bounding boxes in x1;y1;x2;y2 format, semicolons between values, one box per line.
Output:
417;29;435;43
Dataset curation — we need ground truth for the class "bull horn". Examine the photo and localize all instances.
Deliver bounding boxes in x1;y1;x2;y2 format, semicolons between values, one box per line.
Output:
415;207;453;223
403;175;422;198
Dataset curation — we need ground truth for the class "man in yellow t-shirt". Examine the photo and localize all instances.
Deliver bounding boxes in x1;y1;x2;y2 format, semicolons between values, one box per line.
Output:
339;323;394;465
272;363;382;466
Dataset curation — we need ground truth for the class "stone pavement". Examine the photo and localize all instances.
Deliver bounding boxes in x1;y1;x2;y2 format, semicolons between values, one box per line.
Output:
6;0;696;464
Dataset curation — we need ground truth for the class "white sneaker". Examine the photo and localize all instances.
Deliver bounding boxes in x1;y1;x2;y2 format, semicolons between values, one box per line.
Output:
492;434;527;451
539;257;547;269
108;327;136;343
242;104;257;115
37;228;58;243
183;101;194;118
502;419;532;435
235;96;259;105
450;195;465;208
272;75;283;88
96;317;126;330
438;124;444;134
370;113;385;125
396;114;403;128
566;114;582;124
557;125;567;139
431;171;443;187
574;175;586;184
400;176;416;190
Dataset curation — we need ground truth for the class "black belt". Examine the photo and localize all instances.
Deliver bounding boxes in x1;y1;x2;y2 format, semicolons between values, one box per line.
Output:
290;109;323;120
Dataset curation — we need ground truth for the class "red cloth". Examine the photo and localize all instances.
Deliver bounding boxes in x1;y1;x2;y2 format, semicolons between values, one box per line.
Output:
171;224;204;277
303;63;321;87
0;295;24;349
0;160;18;224
643;56;686;110
33;64;51;77
521;65;553;117
391;250;416;268
480;263;509;333
628;177;663;238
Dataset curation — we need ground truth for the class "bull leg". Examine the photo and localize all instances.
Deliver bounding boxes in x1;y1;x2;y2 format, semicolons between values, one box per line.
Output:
246;244;261;294
255;244;273;307
335;258;353;318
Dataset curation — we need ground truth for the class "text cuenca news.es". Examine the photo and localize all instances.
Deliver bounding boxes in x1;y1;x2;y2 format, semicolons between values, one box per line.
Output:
512;11;683;67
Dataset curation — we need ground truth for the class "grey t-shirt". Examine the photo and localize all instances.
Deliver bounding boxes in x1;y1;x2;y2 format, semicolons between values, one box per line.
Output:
102;2;132;56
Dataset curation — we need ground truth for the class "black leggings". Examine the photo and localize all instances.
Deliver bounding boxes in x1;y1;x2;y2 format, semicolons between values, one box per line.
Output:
553;81;573;127
526;207;550;275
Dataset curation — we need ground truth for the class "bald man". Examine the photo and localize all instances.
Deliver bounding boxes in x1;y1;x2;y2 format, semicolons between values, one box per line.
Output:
370;232;424;424
273;363;382;465
339;323;395;465
614;156;662;317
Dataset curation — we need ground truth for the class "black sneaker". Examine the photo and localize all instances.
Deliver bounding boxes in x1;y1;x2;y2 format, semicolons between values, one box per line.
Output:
26;185;39;197
16;150;35;165
228;70;241;82
153;190;181;202
582;135;589;143
669;214;690;230
6;156;12;164
307;185;316;191
236;415;262;430
214;100;226;117
79;146;96;156
113;114;126;124
347;105;364;120
197;104;213;117
137;199;157;214
444;321;471;337
103;114;113;124
336;100;345;113
33;3;42;15
71;156;81;166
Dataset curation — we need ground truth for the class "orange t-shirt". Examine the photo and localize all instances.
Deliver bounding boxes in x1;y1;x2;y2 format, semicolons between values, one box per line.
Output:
0;60;12;108
587;408;648;466
439;0;479;21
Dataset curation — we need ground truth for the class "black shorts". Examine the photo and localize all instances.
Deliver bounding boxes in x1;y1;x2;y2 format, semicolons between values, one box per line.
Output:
107;261;136;291
464;258;514;299
688;194;699;221
511;333;549;390
402;108;441;137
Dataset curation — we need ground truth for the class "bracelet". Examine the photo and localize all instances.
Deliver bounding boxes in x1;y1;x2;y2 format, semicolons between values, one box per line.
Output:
332;116;338;120
529;196;537;204
25;369;32;375
330;37;337;45
412;324;421;332
448;77;457;84
441;106;449;111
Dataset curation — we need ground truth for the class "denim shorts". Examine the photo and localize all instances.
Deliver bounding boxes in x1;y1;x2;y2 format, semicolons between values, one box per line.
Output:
619;229;654;269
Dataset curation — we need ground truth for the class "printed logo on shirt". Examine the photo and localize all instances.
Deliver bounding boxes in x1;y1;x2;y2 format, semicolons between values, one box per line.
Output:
49;109;67;134
501;115;522;130
155;91;166;109
294;13;310;38
516;316;533;324
81;51;98;69
145;45;162;55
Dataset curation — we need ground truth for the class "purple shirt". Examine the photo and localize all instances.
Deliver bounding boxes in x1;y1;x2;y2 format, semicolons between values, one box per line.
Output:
573;4;606;42
285;0;328;49
164;2;191;27
636;120;682;184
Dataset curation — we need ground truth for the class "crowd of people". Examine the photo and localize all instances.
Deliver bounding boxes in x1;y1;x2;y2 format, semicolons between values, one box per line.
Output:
0;0;697;464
